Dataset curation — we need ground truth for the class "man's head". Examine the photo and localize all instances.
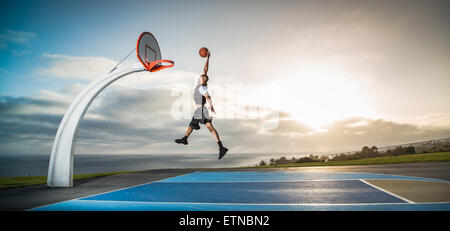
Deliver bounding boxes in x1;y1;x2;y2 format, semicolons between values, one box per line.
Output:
199;74;209;86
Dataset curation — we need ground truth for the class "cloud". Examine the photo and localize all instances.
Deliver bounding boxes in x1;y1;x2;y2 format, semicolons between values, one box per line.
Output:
0;85;193;154
10;49;32;56
0;29;36;57
1;82;449;156
36;53;117;80
35;53;202;92
0;29;37;47
0;95;68;115
312;117;450;152
268;119;313;136
0;40;9;49
406;113;450;128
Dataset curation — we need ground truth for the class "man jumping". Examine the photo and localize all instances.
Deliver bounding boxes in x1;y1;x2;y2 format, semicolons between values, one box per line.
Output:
174;51;229;159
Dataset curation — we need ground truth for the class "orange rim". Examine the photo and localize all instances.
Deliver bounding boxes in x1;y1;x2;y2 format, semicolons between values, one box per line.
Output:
146;59;175;72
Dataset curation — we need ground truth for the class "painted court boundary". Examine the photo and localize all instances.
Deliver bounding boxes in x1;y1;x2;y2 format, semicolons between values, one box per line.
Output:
29;171;450;211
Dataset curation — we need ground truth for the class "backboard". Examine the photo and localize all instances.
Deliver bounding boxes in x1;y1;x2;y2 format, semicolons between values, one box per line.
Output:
136;32;174;72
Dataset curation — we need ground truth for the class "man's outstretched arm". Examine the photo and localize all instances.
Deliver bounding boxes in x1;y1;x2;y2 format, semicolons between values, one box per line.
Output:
203;51;210;75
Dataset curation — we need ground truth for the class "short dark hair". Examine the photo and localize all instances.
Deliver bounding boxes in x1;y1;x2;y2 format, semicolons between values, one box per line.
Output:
201;74;209;82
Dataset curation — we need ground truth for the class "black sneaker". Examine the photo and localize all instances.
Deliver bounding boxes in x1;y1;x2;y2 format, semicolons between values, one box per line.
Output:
175;137;188;145
218;147;228;160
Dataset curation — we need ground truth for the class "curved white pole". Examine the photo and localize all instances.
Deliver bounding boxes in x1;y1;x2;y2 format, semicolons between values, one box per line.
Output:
47;67;146;187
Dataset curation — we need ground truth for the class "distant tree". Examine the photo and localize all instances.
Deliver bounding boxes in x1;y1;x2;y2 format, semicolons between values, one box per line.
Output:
370;146;378;157
309;154;319;160
296;157;311;163
361;146;371;156
269;158;275;165
259;160;267;166
392;146;408;156
296;155;321;163
406;146;416;154
319;155;329;162
275;156;290;165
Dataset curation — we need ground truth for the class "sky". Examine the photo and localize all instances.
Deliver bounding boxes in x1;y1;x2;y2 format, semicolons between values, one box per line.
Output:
0;0;449;156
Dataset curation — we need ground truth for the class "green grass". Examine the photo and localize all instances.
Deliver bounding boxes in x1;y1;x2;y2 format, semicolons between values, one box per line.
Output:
251;151;450;168
0;171;136;189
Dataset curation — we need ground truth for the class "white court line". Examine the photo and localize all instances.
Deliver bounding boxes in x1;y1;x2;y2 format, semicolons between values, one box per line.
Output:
27;170;200;211
30;170;440;210
56;199;450;206
359;179;415;204
160;179;359;183
156;178;445;183
193;171;450;184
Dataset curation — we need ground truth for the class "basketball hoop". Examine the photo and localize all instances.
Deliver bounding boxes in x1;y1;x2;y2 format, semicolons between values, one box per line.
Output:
137;32;174;72
47;32;175;187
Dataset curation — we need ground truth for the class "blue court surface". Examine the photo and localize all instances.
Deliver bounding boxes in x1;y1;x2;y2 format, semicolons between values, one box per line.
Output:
30;171;450;211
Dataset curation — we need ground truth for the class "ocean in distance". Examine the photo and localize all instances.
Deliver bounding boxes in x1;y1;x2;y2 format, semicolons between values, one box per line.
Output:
0;153;305;177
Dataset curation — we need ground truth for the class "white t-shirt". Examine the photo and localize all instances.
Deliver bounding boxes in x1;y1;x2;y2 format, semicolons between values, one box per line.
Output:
198;85;208;96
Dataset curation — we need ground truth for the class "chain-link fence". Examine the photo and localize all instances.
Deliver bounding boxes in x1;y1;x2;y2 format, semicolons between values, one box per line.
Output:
255;137;450;166
331;137;450;158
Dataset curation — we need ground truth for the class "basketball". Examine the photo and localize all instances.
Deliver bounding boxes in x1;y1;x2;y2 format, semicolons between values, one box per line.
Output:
199;47;209;58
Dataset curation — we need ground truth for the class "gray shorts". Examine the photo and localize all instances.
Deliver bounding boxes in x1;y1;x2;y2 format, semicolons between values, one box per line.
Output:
189;106;212;130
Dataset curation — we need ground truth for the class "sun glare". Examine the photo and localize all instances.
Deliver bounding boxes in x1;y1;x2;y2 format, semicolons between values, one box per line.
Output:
275;66;373;129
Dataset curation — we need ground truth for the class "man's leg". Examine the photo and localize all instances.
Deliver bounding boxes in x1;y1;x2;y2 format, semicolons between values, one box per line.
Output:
176;118;200;145
185;126;193;138
205;122;220;142
175;126;194;145
206;122;228;159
